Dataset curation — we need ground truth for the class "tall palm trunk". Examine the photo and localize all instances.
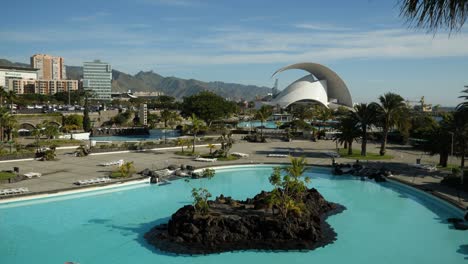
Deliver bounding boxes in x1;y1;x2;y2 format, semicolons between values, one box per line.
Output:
361;126;367;156
380;125;389;156
348;140;353;155
192;133;196;153
439;150;449;167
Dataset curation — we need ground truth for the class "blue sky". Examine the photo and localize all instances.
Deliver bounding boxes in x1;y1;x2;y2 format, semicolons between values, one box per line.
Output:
1;0;467;106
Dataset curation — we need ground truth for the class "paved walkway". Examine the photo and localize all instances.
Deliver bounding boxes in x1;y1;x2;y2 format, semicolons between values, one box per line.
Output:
0;138;466;209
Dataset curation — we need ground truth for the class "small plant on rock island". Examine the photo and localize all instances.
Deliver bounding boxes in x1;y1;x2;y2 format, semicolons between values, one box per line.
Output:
268;156;311;219
191;187;212;215
188;168;216;215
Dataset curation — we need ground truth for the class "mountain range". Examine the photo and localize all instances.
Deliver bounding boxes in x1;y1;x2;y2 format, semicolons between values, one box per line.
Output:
0;58;270;101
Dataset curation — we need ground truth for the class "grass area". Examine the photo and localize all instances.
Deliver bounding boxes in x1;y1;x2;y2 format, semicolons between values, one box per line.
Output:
0;171;16;181
338;148;394;160
436;164;461;172
174;151;200;156
38;139;83;146
109;171;126;178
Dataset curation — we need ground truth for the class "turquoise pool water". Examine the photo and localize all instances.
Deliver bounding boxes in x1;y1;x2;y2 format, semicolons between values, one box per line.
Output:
0;166;466;264
238;121;279;129
91;129;181;141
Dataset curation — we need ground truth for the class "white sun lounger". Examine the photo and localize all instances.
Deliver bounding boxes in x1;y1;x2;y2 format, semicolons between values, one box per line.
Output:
267;154;288;157
0;187;29;196
23;172;41;178
194;157;217;162
75;177;111;186
99;160;124;166
231;152;249;157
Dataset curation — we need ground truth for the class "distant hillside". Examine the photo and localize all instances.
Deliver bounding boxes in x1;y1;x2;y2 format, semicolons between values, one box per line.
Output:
0;58;269;100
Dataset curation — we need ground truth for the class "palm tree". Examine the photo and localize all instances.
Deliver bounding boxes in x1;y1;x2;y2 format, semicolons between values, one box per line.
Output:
335;115;361;155
188;114;204;153
375;93;407;156
206;143;216;156
350;103;378;156
31;124;43;152
400;0;468;32
314;105;333;132
176;138;187;153
0;87;7;107
284;156;307;178
254;105;273;139
6;91;16;114
458;85;468;111
0;109;18;141
119;161;135;177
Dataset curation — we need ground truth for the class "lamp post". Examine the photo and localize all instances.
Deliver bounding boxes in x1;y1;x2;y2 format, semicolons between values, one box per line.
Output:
449;132;454;166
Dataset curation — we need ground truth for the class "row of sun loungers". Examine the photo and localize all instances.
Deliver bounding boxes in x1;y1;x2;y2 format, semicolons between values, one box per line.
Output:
0;187;29;196
323;151;341;158
75;177;111;186
194;157;217;162
411;164;438;172
99;160;124;167
267;154;289;158
231;152;249;158
23;172;42;179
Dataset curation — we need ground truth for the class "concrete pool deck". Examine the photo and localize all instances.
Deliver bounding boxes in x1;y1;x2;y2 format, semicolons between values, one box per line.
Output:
0;138;466;209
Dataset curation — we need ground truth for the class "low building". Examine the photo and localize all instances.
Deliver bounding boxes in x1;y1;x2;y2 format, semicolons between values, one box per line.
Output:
7;79;78;95
0;66;38;90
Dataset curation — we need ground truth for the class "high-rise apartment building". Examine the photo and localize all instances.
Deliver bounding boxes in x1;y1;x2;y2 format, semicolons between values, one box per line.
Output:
30;54;66;80
83;60;112;100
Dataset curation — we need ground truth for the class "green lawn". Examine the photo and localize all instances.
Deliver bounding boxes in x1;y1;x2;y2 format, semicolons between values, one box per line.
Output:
0;171;17;181
338;148;394;160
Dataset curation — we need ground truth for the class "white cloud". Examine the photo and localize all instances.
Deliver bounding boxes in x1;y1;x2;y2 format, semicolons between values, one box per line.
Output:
142;0;198;6
294;23;353;31
69;12;110;22
2;23;468;71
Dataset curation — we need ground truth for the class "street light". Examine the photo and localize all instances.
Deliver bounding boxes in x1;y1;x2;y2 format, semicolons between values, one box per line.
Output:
449;132;454;166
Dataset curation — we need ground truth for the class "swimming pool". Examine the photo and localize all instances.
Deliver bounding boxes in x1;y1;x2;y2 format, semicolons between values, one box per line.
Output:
0;165;466;263
90;129;181;141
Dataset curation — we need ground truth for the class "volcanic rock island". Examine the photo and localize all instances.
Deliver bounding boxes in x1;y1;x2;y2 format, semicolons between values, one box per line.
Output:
145;188;345;255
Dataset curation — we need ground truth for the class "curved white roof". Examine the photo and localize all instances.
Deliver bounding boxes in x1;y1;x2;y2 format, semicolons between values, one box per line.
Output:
272;62;353;108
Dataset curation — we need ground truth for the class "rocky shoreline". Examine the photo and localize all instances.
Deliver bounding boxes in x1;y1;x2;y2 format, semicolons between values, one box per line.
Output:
145;188;345;255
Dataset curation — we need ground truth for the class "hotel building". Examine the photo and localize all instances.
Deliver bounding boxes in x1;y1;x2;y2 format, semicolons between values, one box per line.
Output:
30;54;66;80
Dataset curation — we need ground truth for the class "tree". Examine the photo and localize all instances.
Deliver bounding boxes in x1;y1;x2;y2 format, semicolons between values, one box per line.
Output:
425;114;453;167
188;114;204;153
119;161;135;177
181;91;237;126
400;0;468;32
254;105;273;139
176;138;188;153
83;93;91;132
43;122;60;140
6;91;16;114
31;124;43;152
313;105;333;131
217;129;234;157
207;143;216;155
375;92;407;156
62;114;83;129
291;104;314;121
335;115;361;155
0;109;17;141
350;103;379;156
